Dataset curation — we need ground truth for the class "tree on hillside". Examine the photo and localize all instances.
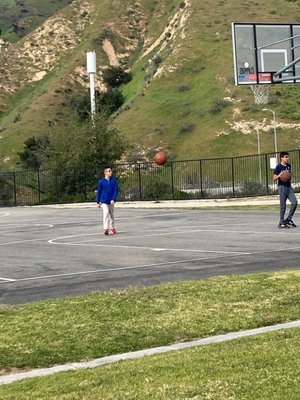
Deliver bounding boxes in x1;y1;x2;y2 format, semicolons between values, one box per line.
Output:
17;135;49;169
44;111;127;170
39;112;128;196
70;88;124;119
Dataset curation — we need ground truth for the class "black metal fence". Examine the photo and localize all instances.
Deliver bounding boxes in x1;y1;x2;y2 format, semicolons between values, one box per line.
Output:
1;149;300;207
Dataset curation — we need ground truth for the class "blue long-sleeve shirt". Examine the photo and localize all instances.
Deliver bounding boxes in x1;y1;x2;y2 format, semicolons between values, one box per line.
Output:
96;177;119;204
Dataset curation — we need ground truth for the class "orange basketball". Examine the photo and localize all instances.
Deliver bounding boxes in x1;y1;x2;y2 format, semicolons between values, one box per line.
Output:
280;170;291;182
154;151;167;166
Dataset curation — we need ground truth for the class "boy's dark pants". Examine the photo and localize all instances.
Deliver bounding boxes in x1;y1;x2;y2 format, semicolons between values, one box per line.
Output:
278;185;298;223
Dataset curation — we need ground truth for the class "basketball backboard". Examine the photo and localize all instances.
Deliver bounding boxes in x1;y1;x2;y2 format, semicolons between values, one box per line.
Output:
232;23;300;85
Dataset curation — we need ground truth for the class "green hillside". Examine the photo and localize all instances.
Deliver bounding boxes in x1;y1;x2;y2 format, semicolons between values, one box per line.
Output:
1;0;300;170
0;0;73;42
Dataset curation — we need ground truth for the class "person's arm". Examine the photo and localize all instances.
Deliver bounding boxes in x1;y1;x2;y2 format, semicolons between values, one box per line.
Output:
273;166;281;182
111;179;119;204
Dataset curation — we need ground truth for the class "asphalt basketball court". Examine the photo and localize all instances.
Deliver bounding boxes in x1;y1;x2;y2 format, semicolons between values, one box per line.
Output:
1;204;300;305
2;24;300;305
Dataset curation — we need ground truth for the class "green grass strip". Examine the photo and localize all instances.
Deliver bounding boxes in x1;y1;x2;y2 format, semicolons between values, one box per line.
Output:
1;270;300;375
1;328;300;399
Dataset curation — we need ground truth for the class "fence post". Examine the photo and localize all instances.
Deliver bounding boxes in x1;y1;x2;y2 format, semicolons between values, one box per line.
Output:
231;158;235;196
265;154;269;193
200;159;203;198
171;161;175;200
138;163;142;200
84;166;87;202
37;170;41;204
298;149;300;184
13;172;17;206
55;169;59;203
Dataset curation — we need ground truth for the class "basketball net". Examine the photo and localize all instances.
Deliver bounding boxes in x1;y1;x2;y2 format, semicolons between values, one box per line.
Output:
250;85;269;105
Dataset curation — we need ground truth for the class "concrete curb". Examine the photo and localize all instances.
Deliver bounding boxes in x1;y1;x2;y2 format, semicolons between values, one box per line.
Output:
1;320;300;385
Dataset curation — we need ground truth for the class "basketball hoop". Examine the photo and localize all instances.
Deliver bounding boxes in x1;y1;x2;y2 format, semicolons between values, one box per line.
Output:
250;85;269;105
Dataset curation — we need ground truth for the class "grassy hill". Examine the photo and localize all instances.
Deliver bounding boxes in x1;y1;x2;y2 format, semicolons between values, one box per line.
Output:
1;0;300;170
0;0;73;42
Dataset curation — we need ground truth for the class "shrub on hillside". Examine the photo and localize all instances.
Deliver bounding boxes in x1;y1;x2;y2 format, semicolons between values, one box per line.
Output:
98;89;124;113
70;89;124;119
209;98;230;114
99;28;115;41
179;123;196;134
178;84;190;92
102;66;132;88
152;55;163;66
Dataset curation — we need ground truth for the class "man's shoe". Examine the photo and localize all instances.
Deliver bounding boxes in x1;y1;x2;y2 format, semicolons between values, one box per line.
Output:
278;222;290;229
111;228;117;234
104;229;109;235
285;219;296;228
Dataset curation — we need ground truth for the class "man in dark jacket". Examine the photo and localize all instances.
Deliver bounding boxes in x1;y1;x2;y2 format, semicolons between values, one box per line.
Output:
96;166;119;235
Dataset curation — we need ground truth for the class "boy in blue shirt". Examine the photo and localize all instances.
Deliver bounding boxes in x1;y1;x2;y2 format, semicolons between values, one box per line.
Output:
273;151;298;229
96;166;119;235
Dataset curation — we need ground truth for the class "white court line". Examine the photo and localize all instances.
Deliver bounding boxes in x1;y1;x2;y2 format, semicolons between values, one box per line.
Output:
48;240;248;255
0;212;9;217
0;277;16;282
48;226;300;247
48;232;300;257
2;244;300;285
0;237;56;246
3;242;300;285
1;224;300;248
0;252;253;284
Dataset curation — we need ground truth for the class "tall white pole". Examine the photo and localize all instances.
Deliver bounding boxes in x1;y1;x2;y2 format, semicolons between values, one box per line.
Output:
262;108;278;158
86;51;97;120
89;73;95;116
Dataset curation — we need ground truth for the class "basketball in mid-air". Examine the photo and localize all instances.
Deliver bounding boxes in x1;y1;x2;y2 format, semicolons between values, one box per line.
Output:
280;170;291;182
154;151;167;166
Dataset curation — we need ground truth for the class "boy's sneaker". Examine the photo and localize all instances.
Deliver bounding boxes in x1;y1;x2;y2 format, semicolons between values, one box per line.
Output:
285;219;296;228
278;222;290;229
104;229;109;235
111;228;117;234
